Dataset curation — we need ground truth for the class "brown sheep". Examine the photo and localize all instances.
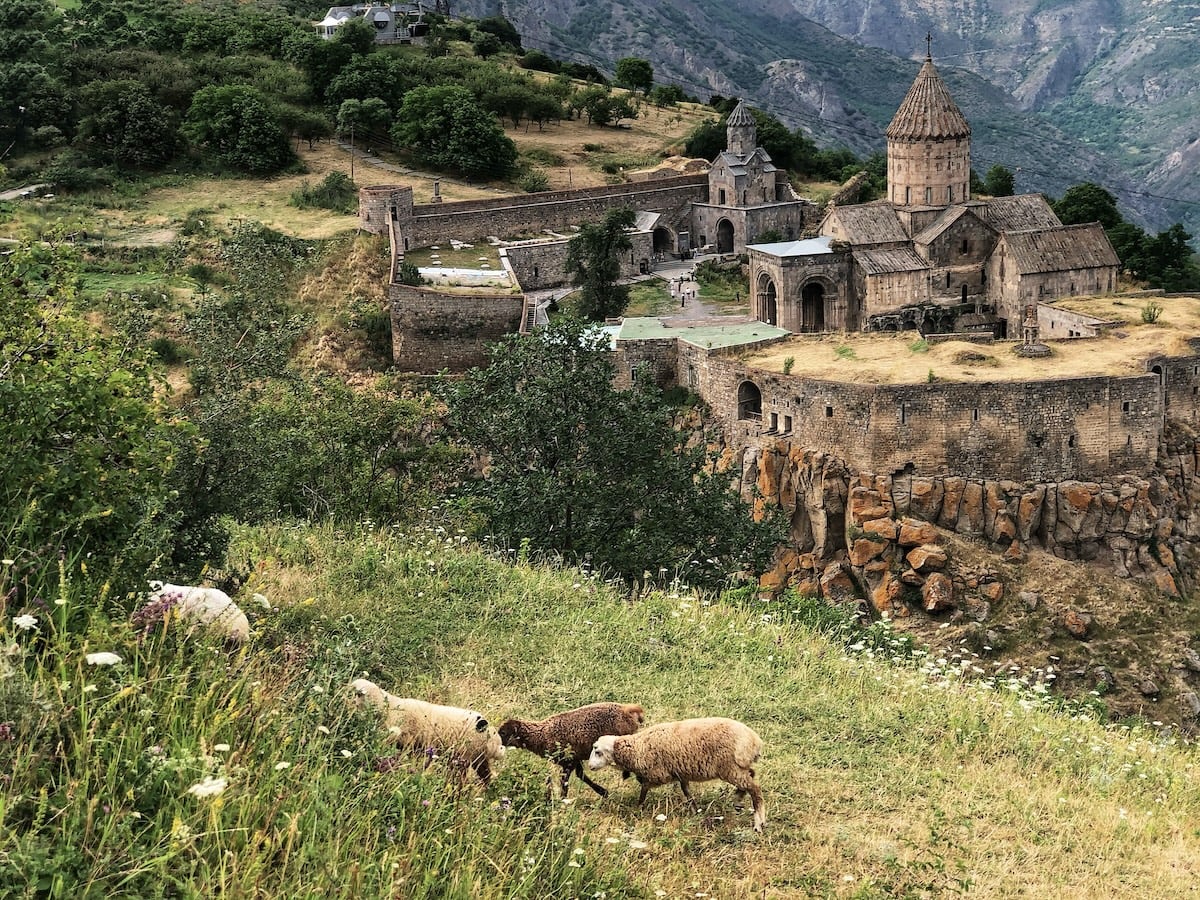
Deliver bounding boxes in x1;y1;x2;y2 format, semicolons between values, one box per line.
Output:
588;717;765;831
498;702;645;798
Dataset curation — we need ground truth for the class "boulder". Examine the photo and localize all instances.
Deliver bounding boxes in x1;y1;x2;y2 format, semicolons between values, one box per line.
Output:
906;544;948;572
849;537;890;566
921;572;954;612
898;519;938;547
1063;609;1093;639
861;517;899;541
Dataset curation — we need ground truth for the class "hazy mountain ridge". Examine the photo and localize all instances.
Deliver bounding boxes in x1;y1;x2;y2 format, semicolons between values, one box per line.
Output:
459;0;1195;234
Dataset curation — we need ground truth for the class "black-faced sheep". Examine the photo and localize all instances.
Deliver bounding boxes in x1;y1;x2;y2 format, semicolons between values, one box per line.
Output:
498;702;645;798
587;716;766;831
350;678;505;784
136;581;250;644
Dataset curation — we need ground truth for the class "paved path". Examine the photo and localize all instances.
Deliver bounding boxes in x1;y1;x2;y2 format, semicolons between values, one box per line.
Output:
0;183;48;201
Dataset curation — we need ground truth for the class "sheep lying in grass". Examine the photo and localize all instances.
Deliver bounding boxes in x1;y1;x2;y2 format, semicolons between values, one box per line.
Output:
135;581;250;644
498;702;645;798
350;678;505;784
587;717;766;831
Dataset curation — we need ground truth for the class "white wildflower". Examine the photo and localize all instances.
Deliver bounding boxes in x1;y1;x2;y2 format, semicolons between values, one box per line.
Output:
628;840;648;850
11;614;37;632
317;725;331;735
340;749;352;758
86;652;122;666
213;743;231;753
274;761;291;771
187;776;228;798
654;814;667;822
252;593;270;610
82;684;98;694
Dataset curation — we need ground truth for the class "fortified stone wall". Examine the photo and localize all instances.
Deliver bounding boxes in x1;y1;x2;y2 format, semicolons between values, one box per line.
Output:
503;232;654;290
684;349;1171;482
389;283;523;373
614;338;679;390
401;176;709;247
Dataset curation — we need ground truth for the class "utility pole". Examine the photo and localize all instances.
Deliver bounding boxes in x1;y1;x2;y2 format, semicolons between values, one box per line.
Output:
349;123;355;182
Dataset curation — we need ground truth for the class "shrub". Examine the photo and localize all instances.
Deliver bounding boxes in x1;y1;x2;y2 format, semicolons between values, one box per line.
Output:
290;171;358;214
1142;301;1163;324
782;356;795;375
517;168;549;193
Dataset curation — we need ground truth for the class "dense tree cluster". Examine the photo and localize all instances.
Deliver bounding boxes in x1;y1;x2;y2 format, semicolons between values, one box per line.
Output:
1054;183;1200;291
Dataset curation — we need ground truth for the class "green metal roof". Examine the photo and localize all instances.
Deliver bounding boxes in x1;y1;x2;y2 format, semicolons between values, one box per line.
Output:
616;316;790;349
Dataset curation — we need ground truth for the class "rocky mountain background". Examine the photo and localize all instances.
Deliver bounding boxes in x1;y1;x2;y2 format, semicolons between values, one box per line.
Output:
456;0;1199;239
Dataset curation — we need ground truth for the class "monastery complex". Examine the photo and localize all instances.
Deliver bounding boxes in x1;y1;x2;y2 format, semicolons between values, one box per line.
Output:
359;51;1200;595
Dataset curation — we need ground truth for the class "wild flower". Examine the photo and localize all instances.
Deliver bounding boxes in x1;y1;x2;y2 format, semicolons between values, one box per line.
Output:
628;840;648;850
11;614;37;632
274;761;291;771
86;652;122;666
213;743;230;753
187;776;228;798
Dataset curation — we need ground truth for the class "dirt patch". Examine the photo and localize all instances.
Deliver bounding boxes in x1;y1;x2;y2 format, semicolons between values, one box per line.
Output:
744;296;1200;384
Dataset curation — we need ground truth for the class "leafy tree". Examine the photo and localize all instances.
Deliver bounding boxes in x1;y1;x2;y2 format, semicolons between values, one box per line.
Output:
983;164;1015;197
0;243;190;587
184;84;296;174
565;207;636;320
1144;224;1200;292
648;84;686;107
76;80;180;169
391;84;517;179
475;15;523;51
471;30;502;59
519;49;559;73
684;118;725;159
1054;182;1122;229
333;16;378;55
337;97;392;137
289;108;334;149
614;56;653;94
448;317;785;588
525;93;563;130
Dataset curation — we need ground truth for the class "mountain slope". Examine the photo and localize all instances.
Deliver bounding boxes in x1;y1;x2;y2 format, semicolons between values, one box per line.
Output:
459;0;1193;233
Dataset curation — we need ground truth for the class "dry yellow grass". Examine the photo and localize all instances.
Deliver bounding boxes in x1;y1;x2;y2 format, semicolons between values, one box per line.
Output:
744;294;1200;384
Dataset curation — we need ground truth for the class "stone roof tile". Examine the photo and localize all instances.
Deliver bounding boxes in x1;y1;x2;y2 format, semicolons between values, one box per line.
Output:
1002;223;1120;275
885;59;971;141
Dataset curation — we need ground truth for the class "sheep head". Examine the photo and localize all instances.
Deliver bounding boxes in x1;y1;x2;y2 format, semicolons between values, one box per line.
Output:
587;735;617;770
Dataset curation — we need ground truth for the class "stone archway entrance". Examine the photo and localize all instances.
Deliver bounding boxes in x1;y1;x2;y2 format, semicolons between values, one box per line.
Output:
757;274;777;325
716;219;735;254
801;282;826;332
653;226;674;255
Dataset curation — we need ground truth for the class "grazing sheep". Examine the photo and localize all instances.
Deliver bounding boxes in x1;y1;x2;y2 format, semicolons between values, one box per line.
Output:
498;702;645;798
135;581;250;644
350;678;505;784
588;717;766;831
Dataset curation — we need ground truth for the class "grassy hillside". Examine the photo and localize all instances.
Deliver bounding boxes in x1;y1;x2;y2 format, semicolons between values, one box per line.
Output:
5;522;1200;897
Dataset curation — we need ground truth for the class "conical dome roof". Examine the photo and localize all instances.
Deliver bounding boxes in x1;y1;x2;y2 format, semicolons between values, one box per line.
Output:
885;58;971;141
726;100;755;127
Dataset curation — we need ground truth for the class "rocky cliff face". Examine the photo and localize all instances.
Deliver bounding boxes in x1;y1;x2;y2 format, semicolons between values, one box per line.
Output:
726;424;1200;728
738;426;1200;602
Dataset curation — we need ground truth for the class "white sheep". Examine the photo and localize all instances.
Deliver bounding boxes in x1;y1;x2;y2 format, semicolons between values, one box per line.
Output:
588;717;766;831
350;678;505;784
137;581;250;644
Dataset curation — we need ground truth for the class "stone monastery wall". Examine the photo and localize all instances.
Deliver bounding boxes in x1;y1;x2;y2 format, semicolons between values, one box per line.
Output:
389;283;523;373
679;344;1185;483
392;176;709;247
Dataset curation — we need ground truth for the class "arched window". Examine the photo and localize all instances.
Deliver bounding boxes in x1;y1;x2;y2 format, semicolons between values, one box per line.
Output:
737;381;763;420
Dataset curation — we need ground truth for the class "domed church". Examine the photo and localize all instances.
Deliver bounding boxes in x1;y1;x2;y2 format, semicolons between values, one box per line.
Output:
747;44;1120;338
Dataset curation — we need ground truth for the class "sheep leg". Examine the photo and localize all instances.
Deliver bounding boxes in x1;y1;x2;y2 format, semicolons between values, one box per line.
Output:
573;762;609;798
732;788;747;810
675;779;698;811
637;778;651;806
472;757;492;785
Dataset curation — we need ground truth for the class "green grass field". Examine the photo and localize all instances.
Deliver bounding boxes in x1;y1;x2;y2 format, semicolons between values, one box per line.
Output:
5;522;1199;898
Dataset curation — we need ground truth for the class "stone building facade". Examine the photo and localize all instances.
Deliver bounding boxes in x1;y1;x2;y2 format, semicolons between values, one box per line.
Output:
749;52;1121;339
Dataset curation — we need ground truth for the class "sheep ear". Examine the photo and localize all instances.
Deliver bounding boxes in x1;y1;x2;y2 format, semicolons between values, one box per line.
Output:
475;718;489;733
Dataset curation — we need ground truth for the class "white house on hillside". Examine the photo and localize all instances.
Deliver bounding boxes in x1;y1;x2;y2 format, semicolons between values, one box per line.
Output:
315;2;430;43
